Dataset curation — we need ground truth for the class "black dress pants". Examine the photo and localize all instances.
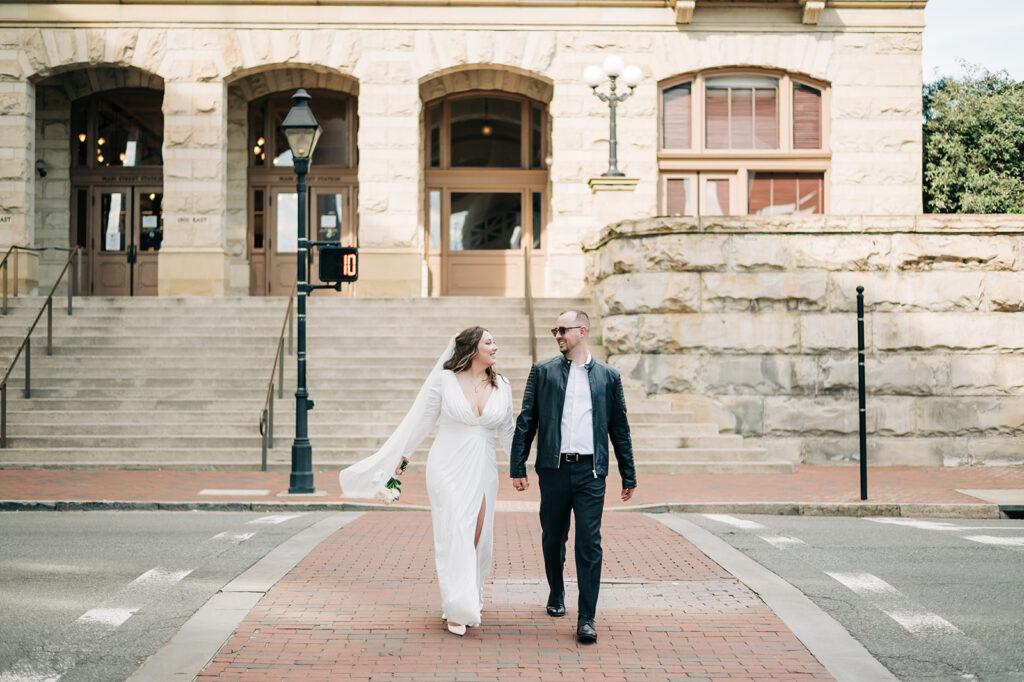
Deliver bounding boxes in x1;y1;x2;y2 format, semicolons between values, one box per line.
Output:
537;460;606;619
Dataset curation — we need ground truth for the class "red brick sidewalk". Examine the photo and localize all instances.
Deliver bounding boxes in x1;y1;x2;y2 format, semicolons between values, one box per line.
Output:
198;512;833;681
0;465;1020;507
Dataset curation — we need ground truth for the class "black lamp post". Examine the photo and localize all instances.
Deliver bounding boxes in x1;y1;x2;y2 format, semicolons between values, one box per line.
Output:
280;89;322;494
584;56;643;177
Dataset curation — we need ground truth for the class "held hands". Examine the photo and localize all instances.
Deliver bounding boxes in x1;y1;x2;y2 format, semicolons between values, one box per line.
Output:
394;458;409;476
512;476;529;492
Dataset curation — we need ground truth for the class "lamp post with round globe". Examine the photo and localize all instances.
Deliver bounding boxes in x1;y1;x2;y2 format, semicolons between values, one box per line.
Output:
584;56;643;177
279;89;322;495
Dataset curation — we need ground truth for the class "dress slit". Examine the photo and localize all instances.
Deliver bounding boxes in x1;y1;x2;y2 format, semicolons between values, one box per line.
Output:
475;494;487;548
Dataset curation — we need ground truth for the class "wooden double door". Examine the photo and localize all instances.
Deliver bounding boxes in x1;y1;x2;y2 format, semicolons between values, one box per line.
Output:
249;176;357;296
73;180;163;296
425;183;546;297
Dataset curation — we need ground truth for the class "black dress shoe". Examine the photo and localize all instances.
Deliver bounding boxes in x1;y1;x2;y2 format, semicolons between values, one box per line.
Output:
544;593;569;618
576;617;597;644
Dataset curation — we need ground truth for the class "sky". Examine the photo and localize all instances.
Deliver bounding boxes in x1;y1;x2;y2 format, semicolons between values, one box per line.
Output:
923;0;1024;81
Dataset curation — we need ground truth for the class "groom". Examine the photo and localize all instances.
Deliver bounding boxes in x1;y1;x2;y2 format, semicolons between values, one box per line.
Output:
510;310;636;644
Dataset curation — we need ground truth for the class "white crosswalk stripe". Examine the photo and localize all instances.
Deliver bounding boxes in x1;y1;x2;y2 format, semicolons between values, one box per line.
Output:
76;607;137;628
211;531;256;542
702;514;806;548
963;534;1024;547
247;513;305;525
702;514;766;530
131;568;193;586
826;572;961;635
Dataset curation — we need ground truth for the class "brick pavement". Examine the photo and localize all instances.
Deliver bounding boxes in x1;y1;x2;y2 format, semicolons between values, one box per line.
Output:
0;465;1021;508
197;512;833;681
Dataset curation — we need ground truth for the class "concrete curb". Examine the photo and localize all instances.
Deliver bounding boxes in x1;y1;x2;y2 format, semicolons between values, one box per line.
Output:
615;501;1004;518
0;499;1004;517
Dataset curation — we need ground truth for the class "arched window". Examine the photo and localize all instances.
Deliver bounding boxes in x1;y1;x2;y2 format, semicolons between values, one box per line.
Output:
658;69;829;216
423;92;548;296
71;89;163;168
248;89;356;169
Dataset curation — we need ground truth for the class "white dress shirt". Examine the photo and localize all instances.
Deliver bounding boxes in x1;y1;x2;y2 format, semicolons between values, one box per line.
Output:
560;352;594;455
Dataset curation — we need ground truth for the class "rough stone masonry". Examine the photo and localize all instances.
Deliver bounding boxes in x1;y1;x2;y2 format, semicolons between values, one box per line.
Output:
585;215;1024;467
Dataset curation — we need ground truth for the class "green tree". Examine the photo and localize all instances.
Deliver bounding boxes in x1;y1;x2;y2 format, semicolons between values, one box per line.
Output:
923;65;1024;213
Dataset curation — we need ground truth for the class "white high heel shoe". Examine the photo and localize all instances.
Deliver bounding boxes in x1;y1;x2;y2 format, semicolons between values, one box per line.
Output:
446;622;466;636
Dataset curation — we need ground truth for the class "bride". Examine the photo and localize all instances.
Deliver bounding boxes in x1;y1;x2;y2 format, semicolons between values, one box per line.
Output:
338;326;514;636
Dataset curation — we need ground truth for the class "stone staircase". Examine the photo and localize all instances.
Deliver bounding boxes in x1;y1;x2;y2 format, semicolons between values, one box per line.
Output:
0;295;791;474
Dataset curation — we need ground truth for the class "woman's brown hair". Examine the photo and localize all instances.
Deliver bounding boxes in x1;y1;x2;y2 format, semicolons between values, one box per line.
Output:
443;326;499;388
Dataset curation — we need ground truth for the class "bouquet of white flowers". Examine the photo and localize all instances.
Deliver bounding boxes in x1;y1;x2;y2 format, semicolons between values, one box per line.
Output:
374;459;407;504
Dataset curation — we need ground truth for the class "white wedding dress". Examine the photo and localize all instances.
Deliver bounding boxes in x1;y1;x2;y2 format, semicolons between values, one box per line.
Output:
339;343;514;627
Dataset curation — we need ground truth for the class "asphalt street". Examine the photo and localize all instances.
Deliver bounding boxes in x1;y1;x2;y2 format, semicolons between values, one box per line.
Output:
684;513;1024;682
0;511;333;682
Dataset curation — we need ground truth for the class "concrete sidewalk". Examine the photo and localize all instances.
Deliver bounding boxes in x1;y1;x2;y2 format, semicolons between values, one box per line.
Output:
1;465;1022;517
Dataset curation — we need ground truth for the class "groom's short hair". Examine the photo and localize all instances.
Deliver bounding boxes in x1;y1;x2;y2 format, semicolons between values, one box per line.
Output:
560;310;590;330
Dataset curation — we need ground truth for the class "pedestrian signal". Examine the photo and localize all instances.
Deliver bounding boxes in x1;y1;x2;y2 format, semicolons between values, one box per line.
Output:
319;245;358;283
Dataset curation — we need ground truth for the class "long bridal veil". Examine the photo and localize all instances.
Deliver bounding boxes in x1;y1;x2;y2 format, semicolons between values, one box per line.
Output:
338;335;457;498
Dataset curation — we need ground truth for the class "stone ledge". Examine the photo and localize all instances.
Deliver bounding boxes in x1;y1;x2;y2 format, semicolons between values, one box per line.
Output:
584;215;1024;250
587;176;639;192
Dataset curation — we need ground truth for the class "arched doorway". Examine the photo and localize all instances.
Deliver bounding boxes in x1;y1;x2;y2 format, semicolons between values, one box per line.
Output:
244;88;358;296
67;86;164;296
423;90;549;296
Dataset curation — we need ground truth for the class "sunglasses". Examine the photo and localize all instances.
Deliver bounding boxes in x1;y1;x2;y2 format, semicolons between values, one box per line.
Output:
550;326;583;337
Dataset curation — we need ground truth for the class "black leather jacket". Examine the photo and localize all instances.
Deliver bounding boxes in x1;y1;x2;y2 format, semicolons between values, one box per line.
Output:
510;354;636;488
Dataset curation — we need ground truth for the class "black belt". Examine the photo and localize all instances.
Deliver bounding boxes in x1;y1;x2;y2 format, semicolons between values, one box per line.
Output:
561;453;593;463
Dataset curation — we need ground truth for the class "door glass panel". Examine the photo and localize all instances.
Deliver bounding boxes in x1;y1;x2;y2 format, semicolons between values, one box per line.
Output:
276;193;298;253
100;192;127;252
316;193;344;242
75;188;88;248
531;192;542;249
253;190;265;249
449;193;522;251
531;105;543;169
429;190;441;251
450;97;521;167
429;105;441;168
139;192;163;252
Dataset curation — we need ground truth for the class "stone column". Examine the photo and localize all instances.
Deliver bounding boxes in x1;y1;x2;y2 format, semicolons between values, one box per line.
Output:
0;77;39;292
34;83;72;288
160;79;228;296
355;46;422;296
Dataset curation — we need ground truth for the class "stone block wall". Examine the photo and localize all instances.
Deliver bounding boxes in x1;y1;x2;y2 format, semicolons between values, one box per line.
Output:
1;3;924;296
585;216;1024;466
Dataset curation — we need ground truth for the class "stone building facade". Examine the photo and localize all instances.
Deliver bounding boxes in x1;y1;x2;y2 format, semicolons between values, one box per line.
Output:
587;215;1024;465
0;0;926;298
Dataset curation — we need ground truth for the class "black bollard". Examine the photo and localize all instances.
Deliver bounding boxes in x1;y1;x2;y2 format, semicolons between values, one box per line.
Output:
857;286;867;500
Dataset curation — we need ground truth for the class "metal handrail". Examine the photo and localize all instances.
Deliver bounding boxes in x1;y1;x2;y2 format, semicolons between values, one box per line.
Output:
523;239;537;364
2;245;81;315
258;281;296;471
1;246;80;448
2;245;35;314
